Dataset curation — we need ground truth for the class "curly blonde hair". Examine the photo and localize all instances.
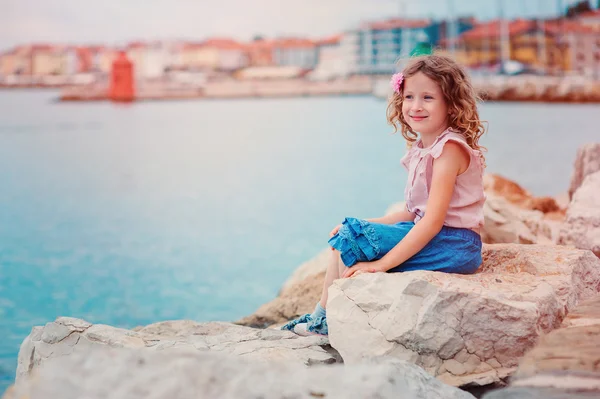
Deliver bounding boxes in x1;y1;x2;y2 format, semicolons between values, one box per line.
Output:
387;54;486;156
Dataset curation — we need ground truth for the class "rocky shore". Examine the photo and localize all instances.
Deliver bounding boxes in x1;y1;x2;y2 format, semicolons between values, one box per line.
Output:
3;143;600;398
375;76;600;104
474;76;600;104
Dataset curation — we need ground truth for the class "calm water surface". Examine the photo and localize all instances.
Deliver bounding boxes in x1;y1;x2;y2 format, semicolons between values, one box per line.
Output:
0;90;598;391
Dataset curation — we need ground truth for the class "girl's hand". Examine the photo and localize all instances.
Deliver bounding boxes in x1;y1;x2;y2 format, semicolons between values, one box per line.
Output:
329;224;342;237
342;262;384;278
329;224;342;251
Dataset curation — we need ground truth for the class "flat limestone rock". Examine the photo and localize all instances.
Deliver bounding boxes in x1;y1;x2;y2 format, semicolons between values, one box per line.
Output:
568;143;600;200
16;318;337;384
483;386;600;399
481;174;564;245
487;294;600;398
327;244;600;387
5;347;475;399
559;171;600;257
515;322;600;382
482;193;556;244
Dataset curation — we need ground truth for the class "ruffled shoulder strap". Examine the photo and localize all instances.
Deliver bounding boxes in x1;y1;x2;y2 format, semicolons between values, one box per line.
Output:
429;131;486;175
429;131;474;160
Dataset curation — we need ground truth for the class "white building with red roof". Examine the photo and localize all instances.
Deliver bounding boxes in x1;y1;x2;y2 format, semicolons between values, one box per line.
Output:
272;38;318;69
576;9;600;30
181;38;247;72
309;35;347;80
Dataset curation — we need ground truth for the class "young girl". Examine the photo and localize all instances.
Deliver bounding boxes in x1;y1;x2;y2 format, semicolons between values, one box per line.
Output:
282;54;487;336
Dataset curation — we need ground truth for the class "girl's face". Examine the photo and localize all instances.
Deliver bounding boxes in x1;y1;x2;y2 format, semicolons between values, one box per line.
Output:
401;72;450;137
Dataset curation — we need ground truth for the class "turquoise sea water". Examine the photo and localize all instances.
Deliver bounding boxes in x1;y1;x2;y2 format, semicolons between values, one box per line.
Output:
0;91;598;392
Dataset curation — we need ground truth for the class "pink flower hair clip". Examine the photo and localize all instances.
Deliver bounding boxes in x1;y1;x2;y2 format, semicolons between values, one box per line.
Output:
390;72;404;94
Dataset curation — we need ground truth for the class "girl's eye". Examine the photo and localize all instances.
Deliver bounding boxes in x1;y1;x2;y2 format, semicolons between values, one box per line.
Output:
424;96;433;100
405;95;413;99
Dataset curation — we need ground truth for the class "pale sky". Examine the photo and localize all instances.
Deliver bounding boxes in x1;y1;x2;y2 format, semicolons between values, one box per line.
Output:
1;0;589;50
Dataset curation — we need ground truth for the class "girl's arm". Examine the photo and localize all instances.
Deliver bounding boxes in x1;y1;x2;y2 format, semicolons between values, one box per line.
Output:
366;205;415;225
345;142;467;275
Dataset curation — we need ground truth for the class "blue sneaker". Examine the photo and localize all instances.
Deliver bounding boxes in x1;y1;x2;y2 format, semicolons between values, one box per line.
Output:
293;316;328;336
280;313;312;332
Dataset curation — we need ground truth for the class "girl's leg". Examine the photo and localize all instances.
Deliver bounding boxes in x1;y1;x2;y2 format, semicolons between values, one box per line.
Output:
281;250;342;333
318;250;346;308
285;251;340;336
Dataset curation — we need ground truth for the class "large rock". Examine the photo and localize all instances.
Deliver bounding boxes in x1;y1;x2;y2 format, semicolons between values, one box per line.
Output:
483;387;600;398
559;171;600;257
482;193;558;245
568;143;600;200
512;294;600;382
483;174;563;216
5;347;475;399
15;318;338;384
483;294;600;398
327;244;600;387
481;174;564;245
483;173;534;208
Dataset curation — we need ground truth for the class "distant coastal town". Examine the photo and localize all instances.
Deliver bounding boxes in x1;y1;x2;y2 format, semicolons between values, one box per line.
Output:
1;6;600;102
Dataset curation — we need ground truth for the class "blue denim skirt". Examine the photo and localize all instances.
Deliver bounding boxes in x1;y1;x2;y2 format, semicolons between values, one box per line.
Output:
328;217;482;274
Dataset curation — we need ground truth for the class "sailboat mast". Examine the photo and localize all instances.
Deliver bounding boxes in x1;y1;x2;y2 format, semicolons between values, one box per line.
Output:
537;0;547;75
497;0;510;72
447;0;456;58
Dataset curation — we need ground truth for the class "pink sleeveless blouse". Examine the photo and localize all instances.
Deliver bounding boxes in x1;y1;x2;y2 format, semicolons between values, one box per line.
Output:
400;129;486;229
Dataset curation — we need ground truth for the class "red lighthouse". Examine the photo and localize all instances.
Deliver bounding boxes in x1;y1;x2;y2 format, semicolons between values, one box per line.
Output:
109;51;135;102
